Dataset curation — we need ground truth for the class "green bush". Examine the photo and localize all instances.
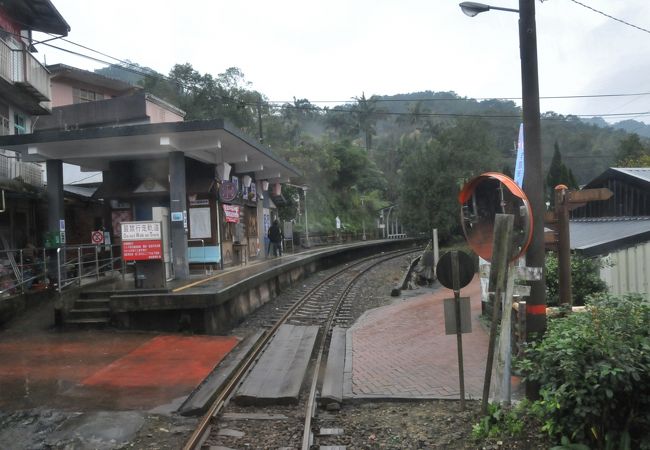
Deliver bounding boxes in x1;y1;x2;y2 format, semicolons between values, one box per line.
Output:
472;402;525;441
517;294;650;449
545;252;608;306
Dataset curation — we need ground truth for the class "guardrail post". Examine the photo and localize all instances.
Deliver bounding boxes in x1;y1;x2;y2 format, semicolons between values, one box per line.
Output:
56;247;62;294
18;249;24;294
76;247;81;286
95;245;100;280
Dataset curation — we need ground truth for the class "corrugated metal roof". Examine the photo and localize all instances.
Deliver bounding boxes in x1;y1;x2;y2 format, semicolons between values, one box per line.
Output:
611;167;650;184
64;185;97;199
570;216;650;256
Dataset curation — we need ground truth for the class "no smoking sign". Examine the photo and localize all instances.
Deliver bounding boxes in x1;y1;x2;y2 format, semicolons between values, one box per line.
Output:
91;230;105;245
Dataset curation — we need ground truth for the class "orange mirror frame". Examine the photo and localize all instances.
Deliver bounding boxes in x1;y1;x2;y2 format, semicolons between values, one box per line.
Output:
458;172;533;262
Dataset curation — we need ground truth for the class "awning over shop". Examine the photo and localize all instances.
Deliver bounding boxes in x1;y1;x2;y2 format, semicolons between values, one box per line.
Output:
0;119;301;184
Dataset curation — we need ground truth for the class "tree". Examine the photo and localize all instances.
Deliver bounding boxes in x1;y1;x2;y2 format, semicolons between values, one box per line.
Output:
546;141;577;205
616;133;648;165
397;119;503;239
618;153;650;167
141;64;262;132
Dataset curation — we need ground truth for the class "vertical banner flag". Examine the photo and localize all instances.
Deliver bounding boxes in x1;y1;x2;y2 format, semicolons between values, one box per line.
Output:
514;123;524;188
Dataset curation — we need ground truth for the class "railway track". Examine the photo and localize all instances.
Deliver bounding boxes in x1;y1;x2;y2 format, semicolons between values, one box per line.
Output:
183;247;421;450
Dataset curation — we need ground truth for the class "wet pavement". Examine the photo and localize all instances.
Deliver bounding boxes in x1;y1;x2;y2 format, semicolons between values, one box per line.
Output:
0;310;238;411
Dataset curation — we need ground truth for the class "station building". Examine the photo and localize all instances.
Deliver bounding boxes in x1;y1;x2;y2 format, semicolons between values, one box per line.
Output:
0;0;69;249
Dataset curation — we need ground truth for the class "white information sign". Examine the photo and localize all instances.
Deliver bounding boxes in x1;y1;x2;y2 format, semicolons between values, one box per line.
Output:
121;221;162;241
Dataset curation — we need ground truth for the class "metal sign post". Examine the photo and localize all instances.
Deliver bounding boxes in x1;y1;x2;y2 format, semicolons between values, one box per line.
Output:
451;251;466;410
436;250;475;411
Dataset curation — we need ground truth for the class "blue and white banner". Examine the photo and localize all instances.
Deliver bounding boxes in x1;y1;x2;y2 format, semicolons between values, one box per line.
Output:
514;123;524;188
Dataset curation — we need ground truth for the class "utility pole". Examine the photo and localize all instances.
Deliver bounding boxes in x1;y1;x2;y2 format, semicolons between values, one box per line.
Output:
257;96;264;144
519;0;546;397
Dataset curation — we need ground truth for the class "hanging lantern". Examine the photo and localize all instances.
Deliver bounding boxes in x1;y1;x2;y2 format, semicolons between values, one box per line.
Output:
215;162;231;181
273;183;281;196
242;175;252;188
262;180;270;191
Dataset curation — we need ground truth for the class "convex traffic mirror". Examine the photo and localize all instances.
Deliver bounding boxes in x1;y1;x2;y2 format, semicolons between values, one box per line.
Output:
458;172;532;262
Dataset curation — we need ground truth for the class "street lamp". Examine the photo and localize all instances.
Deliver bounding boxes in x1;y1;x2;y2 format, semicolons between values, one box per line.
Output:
459;1;518;16
459;0;546;394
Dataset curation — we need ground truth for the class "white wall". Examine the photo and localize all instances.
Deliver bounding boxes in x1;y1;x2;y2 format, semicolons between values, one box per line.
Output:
600;241;650;301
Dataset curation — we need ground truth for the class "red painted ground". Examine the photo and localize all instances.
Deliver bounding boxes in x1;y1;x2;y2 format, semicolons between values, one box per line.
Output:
0;331;238;410
82;335;239;388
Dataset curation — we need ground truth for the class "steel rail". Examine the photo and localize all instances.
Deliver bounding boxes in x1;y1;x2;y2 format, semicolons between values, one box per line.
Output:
183;248;420;450
300;249;419;449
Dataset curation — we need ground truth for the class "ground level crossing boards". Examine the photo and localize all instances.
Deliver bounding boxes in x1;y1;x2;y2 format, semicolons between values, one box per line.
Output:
234;324;318;405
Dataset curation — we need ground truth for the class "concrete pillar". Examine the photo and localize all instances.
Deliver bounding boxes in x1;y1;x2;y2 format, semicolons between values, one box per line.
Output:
46;159;65;238
169;151;189;279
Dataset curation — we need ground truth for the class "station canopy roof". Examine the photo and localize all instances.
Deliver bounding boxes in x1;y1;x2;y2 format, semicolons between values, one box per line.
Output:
0;119;300;184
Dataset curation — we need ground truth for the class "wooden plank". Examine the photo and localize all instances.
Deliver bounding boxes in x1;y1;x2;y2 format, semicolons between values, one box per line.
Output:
568;188;613;203
234;324;319;405
321;327;346;406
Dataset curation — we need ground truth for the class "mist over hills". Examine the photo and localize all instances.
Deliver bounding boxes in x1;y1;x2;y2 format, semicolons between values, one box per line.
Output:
93;64;639;184
583;117;650;138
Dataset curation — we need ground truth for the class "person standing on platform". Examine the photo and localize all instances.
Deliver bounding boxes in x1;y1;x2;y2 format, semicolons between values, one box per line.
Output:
268;220;283;257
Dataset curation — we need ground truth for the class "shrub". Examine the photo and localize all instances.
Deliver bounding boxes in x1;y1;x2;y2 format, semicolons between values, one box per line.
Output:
545;252;608;306
472;402;525;441
517;294;650;449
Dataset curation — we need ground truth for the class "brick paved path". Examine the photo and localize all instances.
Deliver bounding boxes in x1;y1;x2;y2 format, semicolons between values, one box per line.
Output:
345;277;488;400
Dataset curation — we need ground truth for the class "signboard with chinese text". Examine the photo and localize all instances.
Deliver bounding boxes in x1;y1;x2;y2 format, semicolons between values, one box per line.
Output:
122;240;163;260
222;204;240;223
219;181;238;202
121;221;163;261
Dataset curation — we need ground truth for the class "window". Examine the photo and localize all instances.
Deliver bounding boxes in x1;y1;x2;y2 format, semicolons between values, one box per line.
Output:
0;102;9;136
13;113;25;134
73;87;103;103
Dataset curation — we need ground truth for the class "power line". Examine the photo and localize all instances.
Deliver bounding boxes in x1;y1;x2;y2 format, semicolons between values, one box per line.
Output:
270;91;650;104
68;172;102;185
35;34;650;106
568;0;650;35
30;34;650;121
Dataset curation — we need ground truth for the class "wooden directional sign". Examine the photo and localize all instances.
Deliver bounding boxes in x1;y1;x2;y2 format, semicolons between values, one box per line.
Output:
567;188;613;203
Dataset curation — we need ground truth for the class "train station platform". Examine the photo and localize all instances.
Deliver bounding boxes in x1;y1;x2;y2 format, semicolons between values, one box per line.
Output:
62;238;417;334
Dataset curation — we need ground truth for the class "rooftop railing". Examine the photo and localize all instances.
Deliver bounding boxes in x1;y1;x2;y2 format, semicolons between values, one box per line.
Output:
0;151;44;188
0;39;51;102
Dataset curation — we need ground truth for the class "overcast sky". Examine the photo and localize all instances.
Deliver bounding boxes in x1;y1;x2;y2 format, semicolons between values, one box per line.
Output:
37;0;650;126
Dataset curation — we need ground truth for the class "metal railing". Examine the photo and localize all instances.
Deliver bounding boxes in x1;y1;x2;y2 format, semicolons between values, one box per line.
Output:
55;244;123;293
0;39;51;101
0;151;44;187
0;244;123;297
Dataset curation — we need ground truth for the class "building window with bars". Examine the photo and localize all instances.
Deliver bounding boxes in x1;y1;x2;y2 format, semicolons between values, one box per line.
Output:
14;113;25;134
73;87;103;104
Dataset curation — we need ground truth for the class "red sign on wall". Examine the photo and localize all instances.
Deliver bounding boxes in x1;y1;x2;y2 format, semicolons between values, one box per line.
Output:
122;240;163;261
222;204;240;223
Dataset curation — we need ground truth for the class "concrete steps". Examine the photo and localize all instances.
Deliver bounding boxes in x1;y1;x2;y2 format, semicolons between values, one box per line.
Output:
65;296;111;328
